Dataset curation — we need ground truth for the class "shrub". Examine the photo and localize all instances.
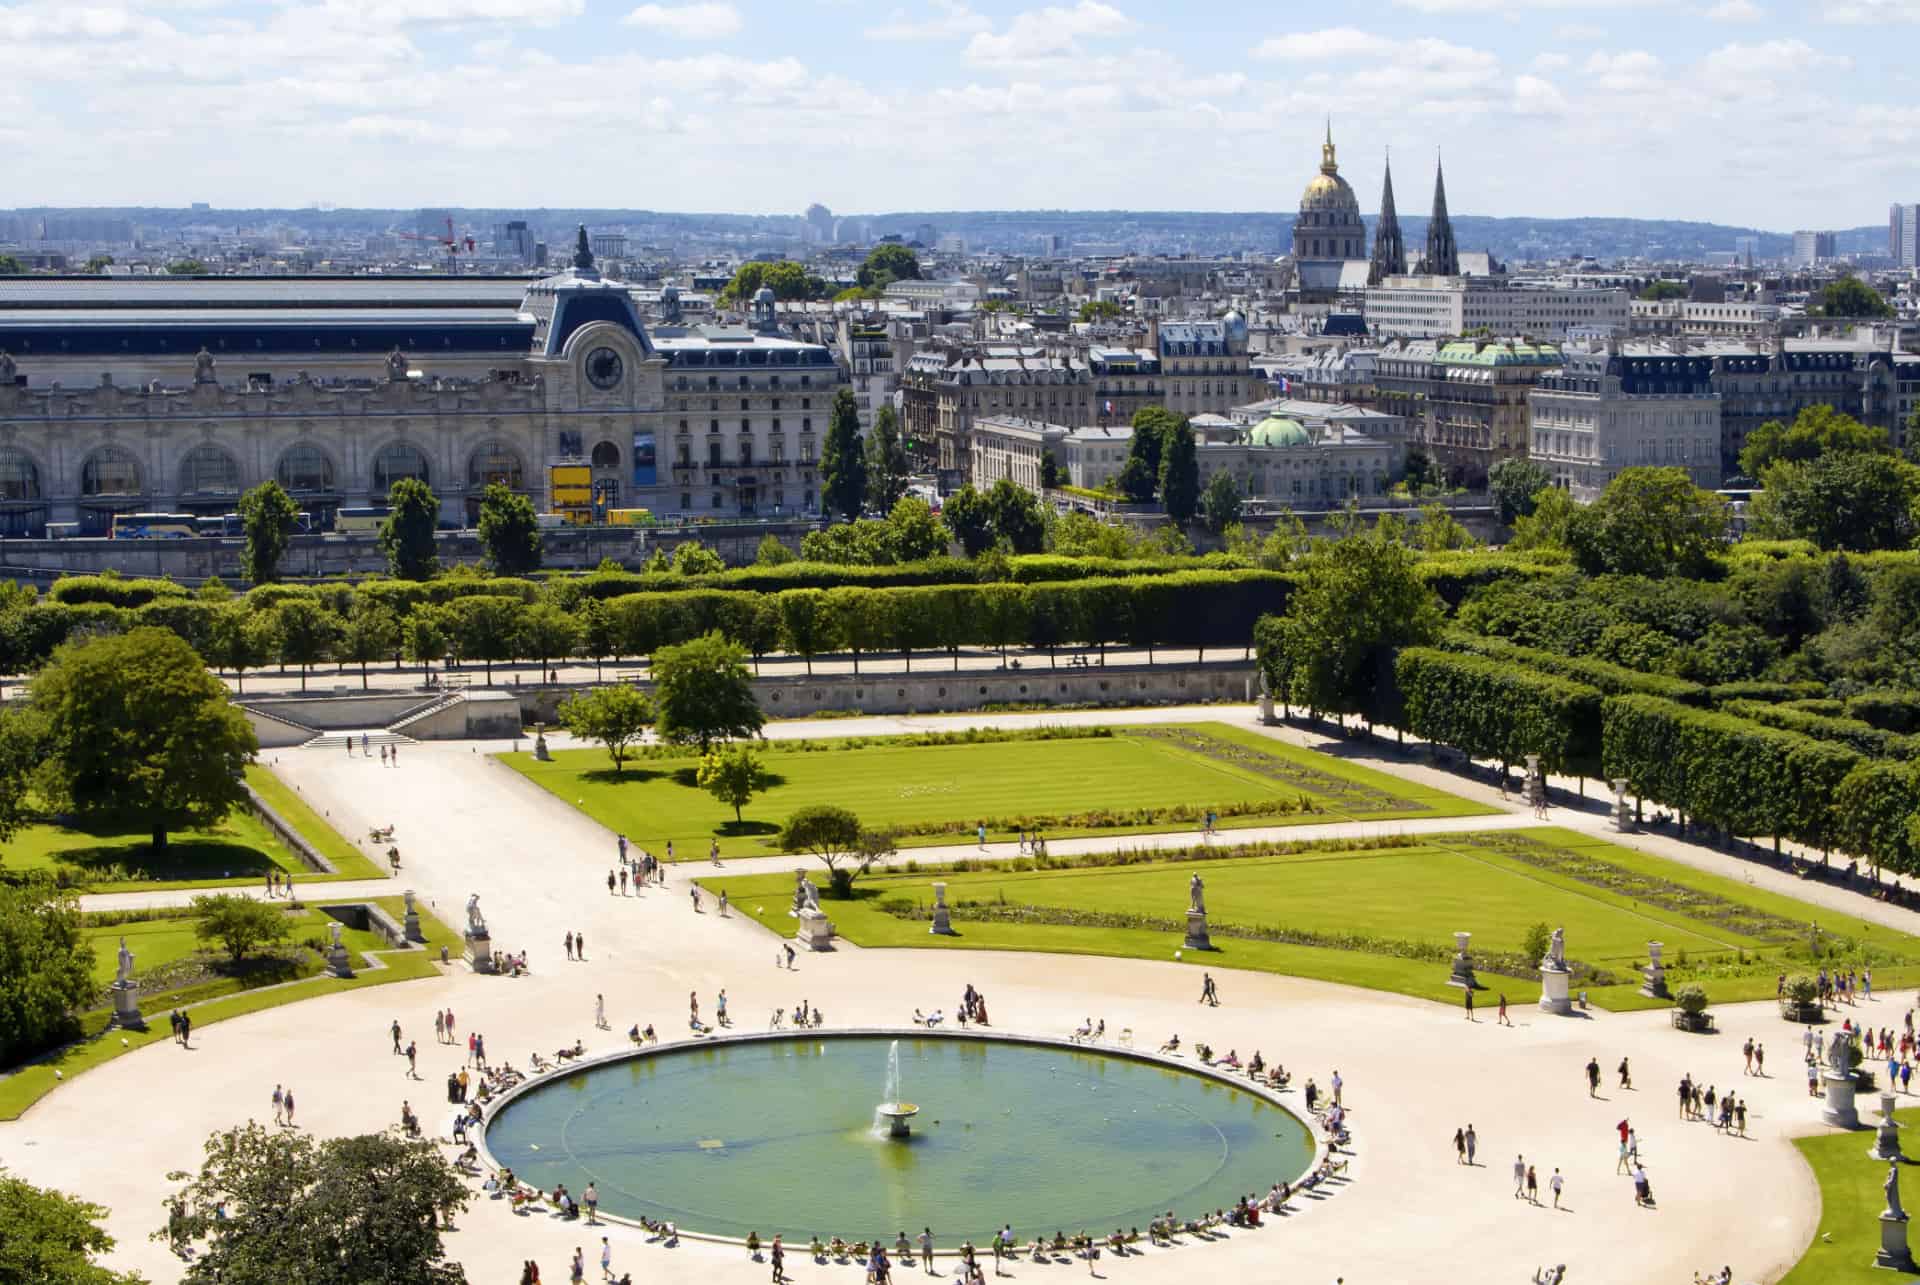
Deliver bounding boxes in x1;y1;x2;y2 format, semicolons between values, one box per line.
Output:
1521;922;1553;968
46;574;186;609
1786;973;1818;1005
1675;983;1709;1015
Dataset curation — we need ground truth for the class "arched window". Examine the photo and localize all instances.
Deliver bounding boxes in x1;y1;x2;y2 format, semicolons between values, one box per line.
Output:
373;442;430;492
0;448;41;501
276;443;336;493
467;443;525;490
82;445;142;496
178;444;242;495
590;440;621;469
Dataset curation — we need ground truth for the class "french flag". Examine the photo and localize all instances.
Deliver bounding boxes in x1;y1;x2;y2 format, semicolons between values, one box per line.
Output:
1275;376;1290;393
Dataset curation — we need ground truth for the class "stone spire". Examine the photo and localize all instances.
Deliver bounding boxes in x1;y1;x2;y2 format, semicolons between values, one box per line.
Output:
1421;154;1459;277
572;224;595;273
1368;150;1404;286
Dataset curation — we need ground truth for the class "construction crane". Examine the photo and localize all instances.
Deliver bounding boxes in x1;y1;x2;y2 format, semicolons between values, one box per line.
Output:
393;216;476;273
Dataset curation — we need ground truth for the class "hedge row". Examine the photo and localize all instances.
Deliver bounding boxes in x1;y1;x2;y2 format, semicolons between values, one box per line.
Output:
1395;647;1603;778
1437;631;1709;704
1847;690;1920;736
1414;553;1564;608
551;554;1251;602
1724;700;1920;762
1706;680;1827;706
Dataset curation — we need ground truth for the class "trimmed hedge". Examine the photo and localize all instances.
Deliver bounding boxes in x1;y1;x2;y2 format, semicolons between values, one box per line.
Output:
1834;760;1920;874
1847;690;1920;736
46;575;187;608
1396;647;1603;777
1415;553;1564;608
1438;631;1709;704
1707;680;1826;705
1725;700;1920;762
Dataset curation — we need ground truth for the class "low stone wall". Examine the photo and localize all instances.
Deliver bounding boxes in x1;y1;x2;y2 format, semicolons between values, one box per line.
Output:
317;900;410;950
246;693;438;730
243;781;337;874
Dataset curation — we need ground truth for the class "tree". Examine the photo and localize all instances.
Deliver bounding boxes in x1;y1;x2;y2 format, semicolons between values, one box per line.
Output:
1115;455;1157;503
985;479;1045;554
884;496;948;561
190;893;290;964
1258;525;1442;720
517;602;580;677
31;629;255;852
269;600;341;692
941;484;993;556
1415;503;1479;551
1159;419;1200;524
1401;447;1442;495
1509;484;1577;553
780;803;890;896
575;598;618;680
1566;466;1728;578
821;388;868;521
1740;404;1891;476
672;540;725;576
1076;299;1123;322
1815;274;1893;319
651;631;763;753
1199;470;1241;535
83;254;114;274
204;603;272;694
697;742;771;823
0;880;94;1066
557;685;652;772
0;1168;144;1285
165;259;209;275
857;244;921;290
160;1122;470;1285
776;589;834;676
1124;407;1177;499
378;478;440;580
237;480;299;585
442;596;523;683
475;482;541;574
719;260;826;305
1752;453;1920;552
400;608;447;673
864;406;910;512
1040;450;1061;490
1637;280;1686;301
755;534;795;566
1487;456;1552;524
336;602;398;690
0;255;23;275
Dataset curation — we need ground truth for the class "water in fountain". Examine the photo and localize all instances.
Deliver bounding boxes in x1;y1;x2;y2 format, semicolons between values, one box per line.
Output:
872;1039;903;1136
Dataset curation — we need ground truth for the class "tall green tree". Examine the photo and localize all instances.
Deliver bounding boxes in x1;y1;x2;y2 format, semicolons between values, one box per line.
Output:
1814;274;1893;319
1159;419;1200;524
517;602;580;677
575;598;618;680
1739;404;1891;476
237;480;299;585
864;405;910;512
0;880;95;1066
160;1122;470;1285
475;482;541;575
821;388;868;521
1487;456;1552;523
941;484;993;557
336;602;398;691
776;589;834;676
1199;470;1241;534
557;685;651;772
191;893;291;963
0;1168;143;1285
672;541;725;576
985;479;1046;554
651;631;764;752
754;534;795;566
1039;450;1061;490
1121;407;1178;502
401;608;447;674
697;742;771;823
1752;452;1920;552
0;255;23;275
884;496;948;561
442;596;523;683
719;260;826;305
269;600;341;693
1566;466;1728;578
857;244;921;289
378;478;440;581
31;628;255;852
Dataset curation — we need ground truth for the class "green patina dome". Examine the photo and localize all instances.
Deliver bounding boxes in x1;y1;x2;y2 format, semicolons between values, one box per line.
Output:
1249;415;1310;447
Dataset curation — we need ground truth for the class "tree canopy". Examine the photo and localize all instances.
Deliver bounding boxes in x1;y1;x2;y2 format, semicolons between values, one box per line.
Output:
1636;280;1687;301
1565;467;1729;578
1077;299;1123;322
864;405;910;513
31;628;255;851
191;893;291;963
719;260;827;305
821;388;867;521
1814;274;1893;319
237;480;299;584
160;1122;470;1285
651;631;764;752
1739;404;1891;477
1487;456;1553;524
378;478;440;581
857;245;921;290
697;742;771;823
475;482;541;575
557;685;651;772
1199;469;1241;534
0;879;95;1066
1159;419;1200;524
941;485;993;557
1753;452;1920;552
0;1168;143;1285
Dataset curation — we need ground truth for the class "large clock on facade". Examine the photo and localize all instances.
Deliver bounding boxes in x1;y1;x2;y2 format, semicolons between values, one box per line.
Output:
585;347;624;390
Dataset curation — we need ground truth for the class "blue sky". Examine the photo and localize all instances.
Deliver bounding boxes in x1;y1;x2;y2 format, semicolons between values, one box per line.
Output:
0;0;1906;226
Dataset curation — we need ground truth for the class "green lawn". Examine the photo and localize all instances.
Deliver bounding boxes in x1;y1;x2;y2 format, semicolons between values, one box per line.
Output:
0;765;382;893
700;827;1920;1012
501;723;1489;858
0;896;459;1121
1782;1109;1920;1285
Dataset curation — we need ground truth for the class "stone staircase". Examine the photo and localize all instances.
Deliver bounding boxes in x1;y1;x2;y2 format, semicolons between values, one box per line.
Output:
387;692;466;738
305;729;418;750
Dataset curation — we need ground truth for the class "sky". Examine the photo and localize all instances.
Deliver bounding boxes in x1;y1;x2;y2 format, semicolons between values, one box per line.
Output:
0;0;1909;227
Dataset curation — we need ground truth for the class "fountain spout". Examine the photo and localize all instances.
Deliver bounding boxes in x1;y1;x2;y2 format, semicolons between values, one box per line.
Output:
874;1039;920;1139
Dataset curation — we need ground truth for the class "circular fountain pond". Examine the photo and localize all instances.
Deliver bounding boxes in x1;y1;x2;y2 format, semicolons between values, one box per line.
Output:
482;1033;1316;1241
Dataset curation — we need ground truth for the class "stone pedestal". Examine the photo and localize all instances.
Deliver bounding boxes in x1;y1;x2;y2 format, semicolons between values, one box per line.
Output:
1639;941;1669;999
1448;931;1477;989
796;910;835;951
1879;1212;1915;1271
533;732;551;762
1538;967;1572;1016
1873;1092;1904;1160
1823;1070;1862;1129
1184;910;1214;951
326;942;354;978
110;981;145;1031
929;883;954;936
465;930;496;974
1610;779;1633;833
1523;754;1547;812
403;890;424;943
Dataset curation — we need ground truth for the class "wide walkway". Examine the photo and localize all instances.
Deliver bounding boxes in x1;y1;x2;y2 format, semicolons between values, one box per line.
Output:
9;702;1901;1284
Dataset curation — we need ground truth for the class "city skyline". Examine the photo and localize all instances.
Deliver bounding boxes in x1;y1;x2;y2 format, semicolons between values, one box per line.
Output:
0;0;1908;226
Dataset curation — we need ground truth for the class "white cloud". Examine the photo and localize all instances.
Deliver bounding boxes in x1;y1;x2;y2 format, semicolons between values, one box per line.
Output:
1553;22;1604;38
1255;26;1391;60
620;2;741;39
1822;0;1920;19
864;0;989;41
1705;0;1762;19
1531;51;1571;70
1583;49;1662;92
964;1;1136;69
1513;73;1567;115
326;0;584;25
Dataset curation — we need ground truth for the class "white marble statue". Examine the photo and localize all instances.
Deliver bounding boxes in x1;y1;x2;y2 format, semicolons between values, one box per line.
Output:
1832;1029;1853;1071
1545;926;1567;971
116;936;133;986
1189;873;1206;915
466;893;487;936
1891;1160;1908;1220
797;873;822;915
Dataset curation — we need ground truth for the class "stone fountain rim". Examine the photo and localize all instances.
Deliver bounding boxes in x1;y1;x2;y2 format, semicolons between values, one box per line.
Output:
474;1025;1335;1252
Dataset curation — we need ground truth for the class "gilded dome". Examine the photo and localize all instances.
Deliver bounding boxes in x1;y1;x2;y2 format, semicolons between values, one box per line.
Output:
1300;131;1360;215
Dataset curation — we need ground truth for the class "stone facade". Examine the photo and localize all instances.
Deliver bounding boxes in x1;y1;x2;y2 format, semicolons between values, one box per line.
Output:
1528;344;1722;501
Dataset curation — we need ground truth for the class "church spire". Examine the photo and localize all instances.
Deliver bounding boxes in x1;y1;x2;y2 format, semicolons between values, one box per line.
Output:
1369;149;1404;286
1421;153;1458;277
1320;118;1338;175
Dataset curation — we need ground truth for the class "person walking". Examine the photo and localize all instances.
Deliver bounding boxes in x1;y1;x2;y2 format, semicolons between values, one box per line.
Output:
272;1083;284;1125
1550;1168;1564;1209
446;1008;456;1046
1755;1042;1765;1077
1331;1069;1343;1107
784;943;796;970
1586;1057;1601;1097
720;890;730;917
283;1087;296;1128
717;989;730;1027
607;870;616;897
570;1246;585;1285
1465;1123;1477;1165
1743;1038;1754;1075
1453;1126;1466;1164
406;1040;418;1079
711;837;722;867
1618;1057;1632;1090
595;994;607;1030
1513;1154;1526;1199
599;1237;612;1281
919;1229;935;1275
435;1010;445;1044
565;931;575;961
978;822;988;851
1464;988;1475;1021
1200;973;1219;1006
619;867;628;896
1498;994;1511;1026
771;1235;786;1284
575;931;585;960
1525;1164;1539;1205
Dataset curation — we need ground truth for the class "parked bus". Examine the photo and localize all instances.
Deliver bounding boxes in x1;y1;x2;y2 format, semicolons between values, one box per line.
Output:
334;506;389;534
111;512;197;539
